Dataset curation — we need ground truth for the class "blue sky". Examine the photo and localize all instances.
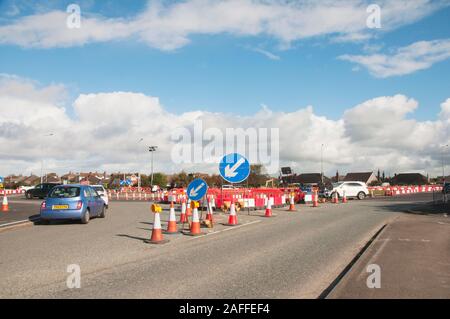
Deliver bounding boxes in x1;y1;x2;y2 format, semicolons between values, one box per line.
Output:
0;0;449;120
0;0;450;176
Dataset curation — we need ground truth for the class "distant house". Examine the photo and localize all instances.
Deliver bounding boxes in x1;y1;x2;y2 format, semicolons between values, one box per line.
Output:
45;173;61;183
293;173;331;186
61;172;79;184
391;173;428;185
23;175;40;186
344;172;377;185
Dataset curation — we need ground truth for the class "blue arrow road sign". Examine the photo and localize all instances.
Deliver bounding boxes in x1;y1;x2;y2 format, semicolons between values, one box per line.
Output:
187;178;208;201
219;153;250;184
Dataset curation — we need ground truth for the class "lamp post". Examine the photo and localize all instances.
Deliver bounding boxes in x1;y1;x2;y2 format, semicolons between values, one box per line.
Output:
40;133;55;184
137;138;144;192
321;144;324;184
442;144;448;184
148;146;158;189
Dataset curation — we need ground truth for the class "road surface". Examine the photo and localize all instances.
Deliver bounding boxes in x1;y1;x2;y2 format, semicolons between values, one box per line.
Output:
0;194;433;298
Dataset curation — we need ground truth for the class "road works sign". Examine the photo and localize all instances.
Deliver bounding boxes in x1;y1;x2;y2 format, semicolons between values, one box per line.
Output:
187;178;208;201
219;153;250;184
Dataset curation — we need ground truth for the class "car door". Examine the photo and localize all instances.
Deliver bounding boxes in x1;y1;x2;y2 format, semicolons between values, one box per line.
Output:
31;184;42;197
344;183;357;197
90;187;102;215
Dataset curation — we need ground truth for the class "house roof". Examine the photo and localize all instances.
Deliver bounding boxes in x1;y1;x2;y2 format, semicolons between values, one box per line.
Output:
344;172;375;183
293;173;330;184
391;173;428;185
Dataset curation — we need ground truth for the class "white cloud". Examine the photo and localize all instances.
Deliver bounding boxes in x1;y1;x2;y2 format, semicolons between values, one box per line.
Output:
0;0;447;50
251;48;280;60
339;38;450;77
0;75;449;177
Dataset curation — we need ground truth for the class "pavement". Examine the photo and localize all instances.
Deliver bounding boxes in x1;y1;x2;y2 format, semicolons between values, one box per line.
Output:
328;205;450;299
0;193;446;299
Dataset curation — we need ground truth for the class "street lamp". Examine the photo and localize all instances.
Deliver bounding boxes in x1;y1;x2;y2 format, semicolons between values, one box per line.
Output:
137;138;144;192
442;144;448;182
41;133;55;183
148;146;158;189
321;144;324;184
442;144;448;203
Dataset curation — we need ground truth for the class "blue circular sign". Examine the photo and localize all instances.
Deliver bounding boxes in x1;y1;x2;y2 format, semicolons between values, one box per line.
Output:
187;178;208;201
219;153;250;184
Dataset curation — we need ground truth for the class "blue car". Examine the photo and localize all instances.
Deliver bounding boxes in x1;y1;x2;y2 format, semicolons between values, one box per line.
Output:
40;185;106;224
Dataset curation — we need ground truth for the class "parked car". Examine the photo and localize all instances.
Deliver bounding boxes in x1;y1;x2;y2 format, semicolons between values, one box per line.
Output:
443;182;450;194
26;183;61;199
324;181;369;200
91;185;109;208
40;185;106;224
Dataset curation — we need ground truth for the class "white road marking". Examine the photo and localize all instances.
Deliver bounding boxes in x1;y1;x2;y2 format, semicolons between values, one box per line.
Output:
187;220;262;241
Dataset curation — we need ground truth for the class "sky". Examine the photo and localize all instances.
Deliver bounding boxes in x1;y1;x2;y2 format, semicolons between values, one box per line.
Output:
0;0;449;178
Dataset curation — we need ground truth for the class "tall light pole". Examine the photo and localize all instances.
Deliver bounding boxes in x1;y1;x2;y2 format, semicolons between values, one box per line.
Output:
321;144;324;184
442;144;448;203
40;133;55;183
137;138;144;192
442;144;448;183
149;146;158;189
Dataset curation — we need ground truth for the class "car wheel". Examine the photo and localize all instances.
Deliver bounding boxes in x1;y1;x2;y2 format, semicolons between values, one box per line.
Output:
357;192;366;200
99;205;106;218
81;210;90;224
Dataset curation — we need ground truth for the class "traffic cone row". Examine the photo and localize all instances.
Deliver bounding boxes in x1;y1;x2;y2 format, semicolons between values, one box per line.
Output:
145;204;169;244
226;200;238;226
205;197;214;223
164;201;178;234
264;197;273;217
179;197;187;223
2;196;8;212
342;191;348;203
312;190;319;207
184;202;205;236
288;194;296;211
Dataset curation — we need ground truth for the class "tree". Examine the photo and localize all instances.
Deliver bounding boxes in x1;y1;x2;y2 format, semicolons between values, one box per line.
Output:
246;164;270;187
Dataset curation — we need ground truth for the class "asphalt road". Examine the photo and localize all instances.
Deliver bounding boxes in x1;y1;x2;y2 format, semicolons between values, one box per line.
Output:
0;196;41;226
0;193;433;298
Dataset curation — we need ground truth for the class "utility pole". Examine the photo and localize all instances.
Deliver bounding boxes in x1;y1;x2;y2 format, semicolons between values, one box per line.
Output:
137;138;144;192
321;144;324;184
149;146;158;190
442;144;448;184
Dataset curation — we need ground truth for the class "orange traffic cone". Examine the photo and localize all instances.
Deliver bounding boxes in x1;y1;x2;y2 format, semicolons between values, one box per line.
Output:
312;190;319;207
145;204;169;244
186;199;192;217
164;202;178;234
288;194;296;211
179;197;187;223
342;191;348;203
205;197;214;222
183;202;205;236
225;200;238;226
2;196;8;212
265;197;274;217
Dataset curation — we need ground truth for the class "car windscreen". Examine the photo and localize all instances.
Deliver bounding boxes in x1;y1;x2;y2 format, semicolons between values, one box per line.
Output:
48;187;80;198
92;186;104;192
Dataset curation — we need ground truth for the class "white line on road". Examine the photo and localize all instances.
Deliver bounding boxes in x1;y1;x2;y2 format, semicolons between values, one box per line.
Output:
187;220;262;241
0;217;39;228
